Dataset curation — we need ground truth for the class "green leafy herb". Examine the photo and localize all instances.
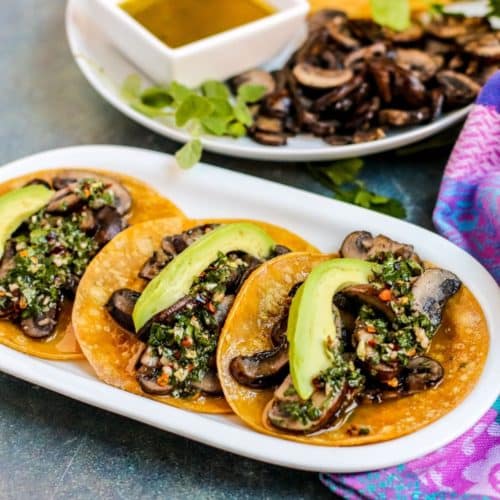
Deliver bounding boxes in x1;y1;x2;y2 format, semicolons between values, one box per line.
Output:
233;99;253;126
488;0;500;17
121;75;258;168
237;83;267;103
202;80;230;100
175;139;203;169
308;159;407;219
140;87;173;108
370;0;410;31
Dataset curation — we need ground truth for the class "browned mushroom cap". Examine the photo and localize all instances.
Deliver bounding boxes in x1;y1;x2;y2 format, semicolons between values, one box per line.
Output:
0;241;16;281
230;343;288;389
46;186;83;213
52;170;132;215
340;231;419;261
252;131;288;146
265;375;348;433
254;115;284;134
411;268;461;327
436;70;481;105
193;369;223;395
383;24;423;43
94;206;127;246
379;108;431;127
20;306;59;339
353;128;385;143
307;9;346;32
325;18;360;49
139;250;174;281
105;288;140;334
368;60;393;103
292;63;353;89
426;17;470;40
263;90;292;118
340;284;396;322
404;356;444;393
344;42;386;68
395;49;439;81
137;367;172;395
232;69;275;97
465;33;500;61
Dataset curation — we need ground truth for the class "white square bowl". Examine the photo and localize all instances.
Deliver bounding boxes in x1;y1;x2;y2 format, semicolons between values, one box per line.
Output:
86;0;309;87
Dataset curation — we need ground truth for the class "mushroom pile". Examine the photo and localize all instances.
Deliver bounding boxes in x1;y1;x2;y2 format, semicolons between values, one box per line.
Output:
232;10;499;146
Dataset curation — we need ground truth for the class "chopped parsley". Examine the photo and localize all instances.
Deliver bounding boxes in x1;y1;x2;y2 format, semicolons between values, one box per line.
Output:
0;179;114;325
144;252;249;398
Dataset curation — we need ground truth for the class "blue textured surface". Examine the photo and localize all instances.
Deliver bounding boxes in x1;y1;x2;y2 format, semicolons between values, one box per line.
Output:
0;1;459;498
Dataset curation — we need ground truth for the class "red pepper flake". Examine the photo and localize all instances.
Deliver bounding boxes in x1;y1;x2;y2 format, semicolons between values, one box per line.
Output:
181;337;193;348
206;302;216;314
378;289;392;302
366;324;376;334
368;339;377;347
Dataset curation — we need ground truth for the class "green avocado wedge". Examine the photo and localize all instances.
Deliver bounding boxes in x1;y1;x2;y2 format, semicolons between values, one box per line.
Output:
287;258;375;400
0;184;54;259
133;222;276;331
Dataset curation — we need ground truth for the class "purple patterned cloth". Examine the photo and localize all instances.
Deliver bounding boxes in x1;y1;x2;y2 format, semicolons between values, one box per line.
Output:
321;72;500;498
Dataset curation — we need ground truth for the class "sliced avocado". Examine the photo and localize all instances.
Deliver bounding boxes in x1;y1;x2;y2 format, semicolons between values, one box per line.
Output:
133;223;276;331
0;184;54;259
287;258;374;400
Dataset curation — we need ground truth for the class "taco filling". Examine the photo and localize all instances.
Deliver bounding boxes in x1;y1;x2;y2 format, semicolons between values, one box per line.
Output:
229;231;461;434
105;222;290;399
0;171;132;339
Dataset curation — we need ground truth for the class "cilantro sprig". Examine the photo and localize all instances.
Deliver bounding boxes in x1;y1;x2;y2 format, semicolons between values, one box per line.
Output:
308;158;407;219
120;75;266;168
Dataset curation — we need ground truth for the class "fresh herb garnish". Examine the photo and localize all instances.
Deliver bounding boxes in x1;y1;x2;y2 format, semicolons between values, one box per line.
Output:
370;0;410;31
120;75;266;168
488;0;500;17
308;159;407;219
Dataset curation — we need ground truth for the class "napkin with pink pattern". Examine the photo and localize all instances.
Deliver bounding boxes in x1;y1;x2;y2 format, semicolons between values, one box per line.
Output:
321;72;500;498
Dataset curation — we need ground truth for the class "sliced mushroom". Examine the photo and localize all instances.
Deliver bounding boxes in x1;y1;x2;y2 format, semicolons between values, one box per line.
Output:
263;90;292;119
193;369;223;395
368;60;393;103
232;70;275;97
324;135;353;146
24;178;52;189
353;128;385;143
46;186;83;213
437;70;481;106
383;24;423;43
340;284;396;321
379;108;431;127
52;171;132;215
230;342;289;389
19;306;58;339
464;33;500;61
94;206;127;246
139;250;173;281
0;241;17;280
254;115;284;134
79;209;96;232
252;131;287;146
266;375;347;433
312;76;363;112
137;367;172;395
105;288;140;333
213;294;235;329
344;42;386;68
340;231;419;262
325;19;360;49
308;9;346;32
395;49;439;81
292;63;353;89
411;268;461;327
404;356;444;393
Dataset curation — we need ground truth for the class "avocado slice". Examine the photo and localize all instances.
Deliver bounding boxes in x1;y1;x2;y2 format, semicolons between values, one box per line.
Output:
0;184;54;259
287;258;374;400
133;222;276;331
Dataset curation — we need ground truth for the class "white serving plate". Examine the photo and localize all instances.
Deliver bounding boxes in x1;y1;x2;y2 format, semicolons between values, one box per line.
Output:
0;145;498;473
65;0;472;162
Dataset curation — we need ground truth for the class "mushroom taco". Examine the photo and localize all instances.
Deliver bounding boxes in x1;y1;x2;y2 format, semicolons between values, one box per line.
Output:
217;231;489;444
0;169;183;360
72;218;318;413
